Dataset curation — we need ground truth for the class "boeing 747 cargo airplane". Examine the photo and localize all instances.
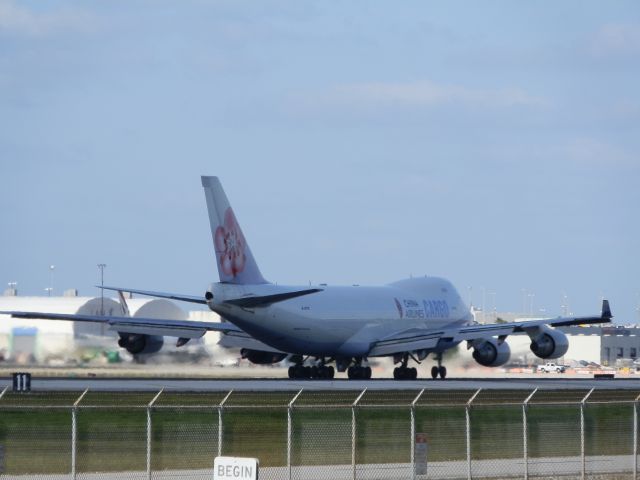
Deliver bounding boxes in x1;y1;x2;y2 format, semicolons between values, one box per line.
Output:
3;177;612;380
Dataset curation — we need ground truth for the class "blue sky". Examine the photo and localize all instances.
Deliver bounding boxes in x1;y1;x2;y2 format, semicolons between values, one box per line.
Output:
1;1;639;322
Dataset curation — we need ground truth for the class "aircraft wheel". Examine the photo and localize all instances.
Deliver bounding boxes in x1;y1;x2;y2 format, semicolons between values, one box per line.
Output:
438;366;447;379
310;366;319;379
410;367;418;380
288;366;296;379
347;366;354;379
393;367;412;380
431;366;439;379
327;366;335;379
364;366;372;379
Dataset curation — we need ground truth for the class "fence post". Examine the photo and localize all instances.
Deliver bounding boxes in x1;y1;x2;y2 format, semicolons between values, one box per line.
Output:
218;390;233;458
580;388;594;480
634;393;640;480
352;389;367;480
410;389;425;480
288;389;303;480
71;388;88;480
147;389;163;480
466;389;481;480
522;389;537;480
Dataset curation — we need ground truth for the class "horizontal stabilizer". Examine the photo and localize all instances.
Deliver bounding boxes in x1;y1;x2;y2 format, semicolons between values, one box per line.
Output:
99;286;207;304
224;288;323;308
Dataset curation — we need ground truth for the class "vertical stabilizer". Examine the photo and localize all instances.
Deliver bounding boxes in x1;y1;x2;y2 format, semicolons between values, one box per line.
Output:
201;176;268;285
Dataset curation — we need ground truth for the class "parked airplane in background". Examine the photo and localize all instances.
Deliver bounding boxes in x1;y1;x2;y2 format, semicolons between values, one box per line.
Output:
3;177;613;380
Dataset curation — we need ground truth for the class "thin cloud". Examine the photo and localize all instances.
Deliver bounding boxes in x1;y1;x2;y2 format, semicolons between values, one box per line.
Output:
563;137;637;169
323;80;549;110
0;0;97;36
591;23;640;57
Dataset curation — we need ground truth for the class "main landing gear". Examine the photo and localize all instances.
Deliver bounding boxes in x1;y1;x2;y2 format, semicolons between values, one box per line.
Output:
393;353;418;380
430;353;447;379
287;360;335;380
347;364;372;380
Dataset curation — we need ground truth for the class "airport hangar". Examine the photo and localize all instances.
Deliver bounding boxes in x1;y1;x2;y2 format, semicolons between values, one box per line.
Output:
0;288;636;368
0;288;222;364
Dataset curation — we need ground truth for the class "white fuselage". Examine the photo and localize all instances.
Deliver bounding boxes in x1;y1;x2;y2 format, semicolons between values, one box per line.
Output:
208;276;472;358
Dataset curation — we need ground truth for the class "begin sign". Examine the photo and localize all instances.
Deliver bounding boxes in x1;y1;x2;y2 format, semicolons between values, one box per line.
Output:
214;456;259;480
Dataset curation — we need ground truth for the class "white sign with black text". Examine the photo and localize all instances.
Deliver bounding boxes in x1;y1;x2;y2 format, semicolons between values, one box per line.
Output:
214;456;259;480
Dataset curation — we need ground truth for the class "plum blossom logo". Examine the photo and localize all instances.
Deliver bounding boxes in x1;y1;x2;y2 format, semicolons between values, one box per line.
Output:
214;208;246;277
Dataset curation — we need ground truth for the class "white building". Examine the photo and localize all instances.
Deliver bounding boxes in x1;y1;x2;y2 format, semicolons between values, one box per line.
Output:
0;292;221;364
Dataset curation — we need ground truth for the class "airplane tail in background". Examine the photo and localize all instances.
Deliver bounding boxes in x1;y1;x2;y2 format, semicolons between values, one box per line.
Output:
201;176;268;285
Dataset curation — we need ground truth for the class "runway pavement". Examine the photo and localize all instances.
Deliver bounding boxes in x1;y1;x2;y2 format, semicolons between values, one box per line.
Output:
1;375;639;391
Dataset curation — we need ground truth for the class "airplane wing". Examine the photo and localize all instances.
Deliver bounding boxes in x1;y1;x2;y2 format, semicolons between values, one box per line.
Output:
219;329;288;354
0;311;244;339
369;300;612;357
454;299;612;341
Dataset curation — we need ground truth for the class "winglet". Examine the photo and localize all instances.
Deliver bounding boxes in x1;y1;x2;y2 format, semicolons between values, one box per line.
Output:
601;299;612;320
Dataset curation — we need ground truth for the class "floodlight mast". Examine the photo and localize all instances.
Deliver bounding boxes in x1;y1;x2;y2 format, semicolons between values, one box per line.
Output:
97;264;106;315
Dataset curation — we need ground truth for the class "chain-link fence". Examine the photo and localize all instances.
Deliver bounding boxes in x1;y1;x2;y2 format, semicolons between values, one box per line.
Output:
0;386;639;479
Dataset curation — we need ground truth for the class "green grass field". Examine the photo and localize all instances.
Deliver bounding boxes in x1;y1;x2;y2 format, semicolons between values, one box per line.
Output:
0;389;636;474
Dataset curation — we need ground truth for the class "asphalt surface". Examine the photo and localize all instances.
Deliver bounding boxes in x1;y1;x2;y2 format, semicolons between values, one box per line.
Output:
1;375;639;391
0;455;632;480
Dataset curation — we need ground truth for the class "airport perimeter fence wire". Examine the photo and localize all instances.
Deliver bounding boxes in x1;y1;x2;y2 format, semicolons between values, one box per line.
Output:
1;387;640;479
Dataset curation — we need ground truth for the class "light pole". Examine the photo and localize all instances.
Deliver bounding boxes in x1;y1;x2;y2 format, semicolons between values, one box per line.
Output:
561;292;569;316
488;291;496;322
49;265;55;296
97;264;107;316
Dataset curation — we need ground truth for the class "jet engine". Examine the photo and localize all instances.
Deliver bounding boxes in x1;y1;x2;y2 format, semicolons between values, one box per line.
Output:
529;326;569;359
118;333;164;355
472;338;511;367
241;349;287;365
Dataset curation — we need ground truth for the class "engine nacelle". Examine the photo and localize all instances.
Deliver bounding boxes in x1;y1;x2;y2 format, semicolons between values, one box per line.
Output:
472;338;511;367
118;333;164;355
529;326;569;359
240;348;287;365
